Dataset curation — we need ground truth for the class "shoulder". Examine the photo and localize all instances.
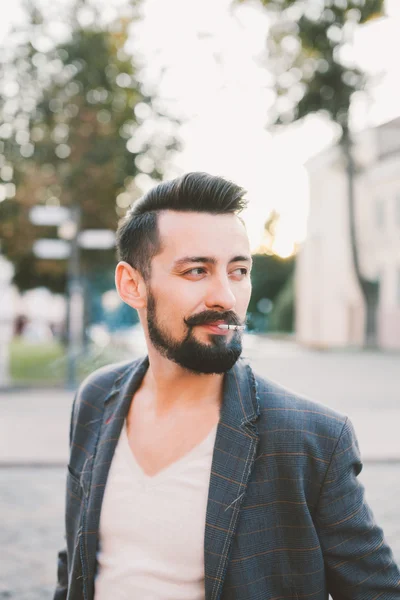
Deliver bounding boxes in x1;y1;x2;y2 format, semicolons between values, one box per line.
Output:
253;370;348;440
72;357;141;415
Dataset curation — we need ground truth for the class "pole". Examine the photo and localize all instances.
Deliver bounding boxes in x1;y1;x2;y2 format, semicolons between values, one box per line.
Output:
0;255;15;389
66;205;84;390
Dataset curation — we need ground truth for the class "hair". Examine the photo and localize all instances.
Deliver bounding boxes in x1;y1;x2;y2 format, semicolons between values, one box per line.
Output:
116;171;247;279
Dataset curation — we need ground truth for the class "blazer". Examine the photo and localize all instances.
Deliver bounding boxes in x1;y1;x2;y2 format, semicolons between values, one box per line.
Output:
54;356;400;600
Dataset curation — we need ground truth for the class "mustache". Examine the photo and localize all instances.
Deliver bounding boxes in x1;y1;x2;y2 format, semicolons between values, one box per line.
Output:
184;311;242;328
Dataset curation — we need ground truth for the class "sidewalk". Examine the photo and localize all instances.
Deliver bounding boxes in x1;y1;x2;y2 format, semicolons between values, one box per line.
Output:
0;388;73;466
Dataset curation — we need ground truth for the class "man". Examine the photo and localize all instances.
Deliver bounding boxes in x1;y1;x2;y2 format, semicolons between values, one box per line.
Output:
55;172;400;600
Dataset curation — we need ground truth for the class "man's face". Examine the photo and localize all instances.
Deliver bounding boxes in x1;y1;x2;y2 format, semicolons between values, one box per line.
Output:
144;210;252;374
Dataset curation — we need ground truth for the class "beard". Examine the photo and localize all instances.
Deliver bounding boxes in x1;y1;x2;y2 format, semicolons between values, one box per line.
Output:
146;290;243;374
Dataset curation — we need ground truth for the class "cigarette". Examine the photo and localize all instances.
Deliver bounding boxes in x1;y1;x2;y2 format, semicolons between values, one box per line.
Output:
217;324;246;331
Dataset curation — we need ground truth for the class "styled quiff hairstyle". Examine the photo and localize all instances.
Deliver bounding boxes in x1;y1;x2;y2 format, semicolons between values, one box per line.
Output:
116;171;247;280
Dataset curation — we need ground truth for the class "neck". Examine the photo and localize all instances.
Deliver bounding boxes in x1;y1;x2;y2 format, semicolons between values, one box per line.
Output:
142;347;225;413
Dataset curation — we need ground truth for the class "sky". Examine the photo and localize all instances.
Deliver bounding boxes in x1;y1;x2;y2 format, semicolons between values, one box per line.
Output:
1;0;400;256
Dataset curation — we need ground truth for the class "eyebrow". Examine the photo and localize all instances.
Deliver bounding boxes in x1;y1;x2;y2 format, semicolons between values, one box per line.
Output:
172;255;252;269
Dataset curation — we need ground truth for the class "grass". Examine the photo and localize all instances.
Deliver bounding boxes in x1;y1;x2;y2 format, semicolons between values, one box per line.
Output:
10;339;66;385
9;338;131;386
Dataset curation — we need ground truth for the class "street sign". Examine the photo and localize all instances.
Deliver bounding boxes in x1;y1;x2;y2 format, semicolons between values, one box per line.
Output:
78;229;116;249
29;206;71;226
33;239;71;259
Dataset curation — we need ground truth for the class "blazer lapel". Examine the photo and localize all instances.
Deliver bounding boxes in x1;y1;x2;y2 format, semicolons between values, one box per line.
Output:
80;356;149;600
204;359;260;600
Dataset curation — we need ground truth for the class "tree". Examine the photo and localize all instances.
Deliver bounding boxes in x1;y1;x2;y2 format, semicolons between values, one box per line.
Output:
248;210;296;332
268;271;295;333
248;253;295;332
257;209;281;255
0;0;179;294
238;0;384;348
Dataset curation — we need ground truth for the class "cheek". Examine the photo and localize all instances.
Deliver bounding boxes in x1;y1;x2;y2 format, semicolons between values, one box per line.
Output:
237;281;252;310
150;281;196;322
160;276;203;305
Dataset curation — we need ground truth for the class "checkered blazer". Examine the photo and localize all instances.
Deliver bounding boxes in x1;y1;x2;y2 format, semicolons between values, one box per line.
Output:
54;356;400;600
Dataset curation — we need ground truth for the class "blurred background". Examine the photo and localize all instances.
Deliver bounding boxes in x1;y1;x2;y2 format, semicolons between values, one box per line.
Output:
0;0;399;598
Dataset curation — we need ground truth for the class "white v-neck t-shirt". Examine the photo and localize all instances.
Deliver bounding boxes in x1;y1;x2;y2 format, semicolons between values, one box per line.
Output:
94;421;218;600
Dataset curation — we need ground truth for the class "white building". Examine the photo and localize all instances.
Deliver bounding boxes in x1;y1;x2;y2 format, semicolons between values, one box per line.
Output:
296;117;400;350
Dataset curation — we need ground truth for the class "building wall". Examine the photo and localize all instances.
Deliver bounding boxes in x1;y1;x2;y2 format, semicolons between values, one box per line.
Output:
296;148;364;348
364;153;400;349
297;118;400;350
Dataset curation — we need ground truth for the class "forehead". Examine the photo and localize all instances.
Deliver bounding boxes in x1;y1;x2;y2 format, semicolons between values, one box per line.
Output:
156;210;250;261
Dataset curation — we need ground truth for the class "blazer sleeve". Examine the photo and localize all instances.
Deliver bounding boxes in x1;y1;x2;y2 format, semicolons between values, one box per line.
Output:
53;394;77;600
316;417;400;599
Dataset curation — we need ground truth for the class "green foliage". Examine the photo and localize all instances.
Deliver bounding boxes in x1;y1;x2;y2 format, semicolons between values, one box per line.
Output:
238;0;384;130
0;1;179;292
248;253;295;331
269;271;295;332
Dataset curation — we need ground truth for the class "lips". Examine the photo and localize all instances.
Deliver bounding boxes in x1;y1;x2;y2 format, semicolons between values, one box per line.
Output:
200;321;230;335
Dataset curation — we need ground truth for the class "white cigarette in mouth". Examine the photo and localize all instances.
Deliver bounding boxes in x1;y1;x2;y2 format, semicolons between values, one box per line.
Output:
217;324;246;331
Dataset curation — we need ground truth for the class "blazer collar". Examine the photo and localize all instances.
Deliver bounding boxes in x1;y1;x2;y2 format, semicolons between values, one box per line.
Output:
221;357;260;430
103;355;260;425
103;355;149;406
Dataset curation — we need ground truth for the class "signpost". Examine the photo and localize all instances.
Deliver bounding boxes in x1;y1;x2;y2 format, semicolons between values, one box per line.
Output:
32;239;71;260
29;204;116;389
65;206;82;391
29;205;71;226
78;229;116;249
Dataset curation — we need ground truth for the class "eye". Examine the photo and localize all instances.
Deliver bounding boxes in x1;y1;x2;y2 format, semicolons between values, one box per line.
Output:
183;267;207;277
230;267;248;279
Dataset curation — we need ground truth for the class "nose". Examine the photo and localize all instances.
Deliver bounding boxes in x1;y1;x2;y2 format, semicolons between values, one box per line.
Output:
204;274;236;312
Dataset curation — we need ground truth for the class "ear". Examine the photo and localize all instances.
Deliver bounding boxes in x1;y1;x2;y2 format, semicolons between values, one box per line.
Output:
115;261;147;309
